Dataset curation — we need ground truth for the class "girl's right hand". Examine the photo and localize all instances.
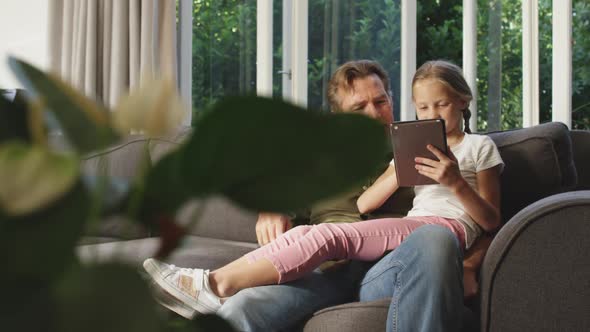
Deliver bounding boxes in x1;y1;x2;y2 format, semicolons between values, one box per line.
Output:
414;145;466;191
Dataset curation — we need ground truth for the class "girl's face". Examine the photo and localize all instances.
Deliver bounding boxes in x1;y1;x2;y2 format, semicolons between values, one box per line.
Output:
412;78;467;136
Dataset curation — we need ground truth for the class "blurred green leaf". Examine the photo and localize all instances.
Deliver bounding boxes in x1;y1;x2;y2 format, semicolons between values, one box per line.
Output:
0;180;90;284
192;314;236;332
220;113;388;212
8;58;120;153
0;142;79;216
54;263;162;332
164;313;236;332
140;149;191;219
0;282;55;332
174;96;388;212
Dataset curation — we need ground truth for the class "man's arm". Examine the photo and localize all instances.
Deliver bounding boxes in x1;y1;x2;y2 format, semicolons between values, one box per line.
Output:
255;212;293;246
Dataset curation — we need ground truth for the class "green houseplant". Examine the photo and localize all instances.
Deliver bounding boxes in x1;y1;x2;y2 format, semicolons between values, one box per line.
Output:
0;58;389;331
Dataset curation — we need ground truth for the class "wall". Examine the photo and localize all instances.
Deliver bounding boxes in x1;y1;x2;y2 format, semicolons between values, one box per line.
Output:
0;0;49;88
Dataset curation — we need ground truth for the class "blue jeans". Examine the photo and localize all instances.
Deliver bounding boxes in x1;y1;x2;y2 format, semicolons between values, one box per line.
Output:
217;225;464;332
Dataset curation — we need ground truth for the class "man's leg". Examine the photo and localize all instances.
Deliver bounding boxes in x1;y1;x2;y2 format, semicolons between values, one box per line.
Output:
218;260;370;332
358;225;464;332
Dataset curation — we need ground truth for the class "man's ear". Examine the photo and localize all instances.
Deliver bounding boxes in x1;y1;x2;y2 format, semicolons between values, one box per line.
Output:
387;92;393;109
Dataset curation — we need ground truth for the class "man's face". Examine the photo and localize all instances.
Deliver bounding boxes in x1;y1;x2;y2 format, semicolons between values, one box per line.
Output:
336;74;394;125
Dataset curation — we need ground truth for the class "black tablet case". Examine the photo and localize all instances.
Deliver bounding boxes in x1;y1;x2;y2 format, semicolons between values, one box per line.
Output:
390;119;448;187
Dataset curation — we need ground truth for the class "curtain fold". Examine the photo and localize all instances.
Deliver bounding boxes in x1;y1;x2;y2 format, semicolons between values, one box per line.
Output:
48;0;178;108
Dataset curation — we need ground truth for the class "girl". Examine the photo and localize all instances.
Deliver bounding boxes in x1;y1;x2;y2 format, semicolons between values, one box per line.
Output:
143;60;504;318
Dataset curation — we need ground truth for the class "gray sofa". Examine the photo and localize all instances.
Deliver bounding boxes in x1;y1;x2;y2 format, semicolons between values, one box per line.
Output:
73;122;590;332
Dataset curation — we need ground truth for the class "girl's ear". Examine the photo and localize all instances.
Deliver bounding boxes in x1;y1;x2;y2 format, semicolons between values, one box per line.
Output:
458;98;469;110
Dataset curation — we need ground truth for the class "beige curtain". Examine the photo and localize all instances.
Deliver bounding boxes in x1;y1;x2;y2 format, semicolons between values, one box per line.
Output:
48;0;177;108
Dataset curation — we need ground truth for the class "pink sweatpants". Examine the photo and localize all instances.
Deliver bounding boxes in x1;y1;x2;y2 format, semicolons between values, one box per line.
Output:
245;216;466;283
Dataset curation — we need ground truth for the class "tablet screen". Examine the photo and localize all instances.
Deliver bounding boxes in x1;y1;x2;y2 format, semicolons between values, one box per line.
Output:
390;119;448;187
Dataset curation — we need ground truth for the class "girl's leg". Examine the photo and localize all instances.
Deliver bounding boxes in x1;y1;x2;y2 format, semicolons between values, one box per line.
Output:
244;225;315;262
210;257;279;297
211;217;465;294
259;216;465;283
210;225;315;297
144;218;465;317
142;227;318;316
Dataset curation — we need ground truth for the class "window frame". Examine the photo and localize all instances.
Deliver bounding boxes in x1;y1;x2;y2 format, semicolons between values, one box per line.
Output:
177;0;192;125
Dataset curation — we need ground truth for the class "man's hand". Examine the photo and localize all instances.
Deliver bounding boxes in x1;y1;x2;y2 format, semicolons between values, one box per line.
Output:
255;212;293;246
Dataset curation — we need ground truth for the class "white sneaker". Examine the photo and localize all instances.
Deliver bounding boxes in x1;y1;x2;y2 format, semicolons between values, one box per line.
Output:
148;281;199;319
143;258;222;318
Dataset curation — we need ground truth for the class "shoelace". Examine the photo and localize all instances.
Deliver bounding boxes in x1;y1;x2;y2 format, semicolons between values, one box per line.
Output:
163;264;203;294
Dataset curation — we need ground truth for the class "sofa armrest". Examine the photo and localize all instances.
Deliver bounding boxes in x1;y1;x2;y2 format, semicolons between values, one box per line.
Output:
480;190;590;332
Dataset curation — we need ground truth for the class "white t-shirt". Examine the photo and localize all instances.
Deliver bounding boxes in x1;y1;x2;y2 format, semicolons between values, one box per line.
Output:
406;133;504;249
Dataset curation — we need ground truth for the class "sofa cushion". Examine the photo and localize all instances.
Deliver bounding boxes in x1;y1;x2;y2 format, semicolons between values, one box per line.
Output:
303;299;390;332
77;235;258;269
302;299;479;332
487;122;577;223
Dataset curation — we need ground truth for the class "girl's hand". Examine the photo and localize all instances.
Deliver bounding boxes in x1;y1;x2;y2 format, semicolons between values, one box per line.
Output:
414;145;466;191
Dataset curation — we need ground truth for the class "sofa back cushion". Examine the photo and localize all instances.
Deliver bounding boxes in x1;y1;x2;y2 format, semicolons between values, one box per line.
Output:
177;197;258;242
81;135;151;179
570;130;590;190
148;128;258;242
487;122;577;223
78;135;152;238
148;126;192;163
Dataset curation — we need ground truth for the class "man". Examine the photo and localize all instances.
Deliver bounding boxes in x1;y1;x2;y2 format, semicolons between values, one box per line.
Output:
217;60;465;331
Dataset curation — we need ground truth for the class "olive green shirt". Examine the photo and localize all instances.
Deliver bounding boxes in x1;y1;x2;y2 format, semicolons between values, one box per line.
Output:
310;185;414;225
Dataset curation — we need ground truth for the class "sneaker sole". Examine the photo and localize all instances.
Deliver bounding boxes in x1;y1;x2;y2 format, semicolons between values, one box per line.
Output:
143;259;219;315
150;283;197;319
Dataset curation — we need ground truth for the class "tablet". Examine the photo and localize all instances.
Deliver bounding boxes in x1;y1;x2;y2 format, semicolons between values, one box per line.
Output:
390;119;448;187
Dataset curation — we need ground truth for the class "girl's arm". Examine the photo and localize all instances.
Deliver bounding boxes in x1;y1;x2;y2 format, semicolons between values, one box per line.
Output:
357;164;399;214
452;165;502;232
415;145;502;232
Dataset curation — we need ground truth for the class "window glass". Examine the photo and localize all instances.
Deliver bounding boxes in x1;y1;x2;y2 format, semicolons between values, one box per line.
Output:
191;0;257;115
417;0;462;66
477;0;523;131
307;0;401;119
572;0;590;129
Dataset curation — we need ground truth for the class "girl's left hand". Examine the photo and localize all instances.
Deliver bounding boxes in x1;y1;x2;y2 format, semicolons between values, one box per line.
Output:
414;145;465;190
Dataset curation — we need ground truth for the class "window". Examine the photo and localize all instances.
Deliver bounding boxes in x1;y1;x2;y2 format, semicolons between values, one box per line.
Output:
476;0;523;131
180;0;588;129
191;0;257;114
307;0;401;117
572;0;590;129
